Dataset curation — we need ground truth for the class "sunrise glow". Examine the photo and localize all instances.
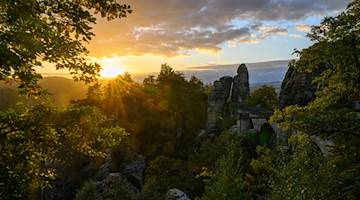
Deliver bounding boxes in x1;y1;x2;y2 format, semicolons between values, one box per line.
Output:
100;65;125;78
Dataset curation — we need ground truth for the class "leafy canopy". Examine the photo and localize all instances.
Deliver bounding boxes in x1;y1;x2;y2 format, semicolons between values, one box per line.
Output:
245;85;278;110
0;103;128;199
271;0;360;197
0;0;131;95
271;0;360;139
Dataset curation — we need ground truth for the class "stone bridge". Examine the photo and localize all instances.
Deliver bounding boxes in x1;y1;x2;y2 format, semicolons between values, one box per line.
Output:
205;64;332;156
236;104;273;134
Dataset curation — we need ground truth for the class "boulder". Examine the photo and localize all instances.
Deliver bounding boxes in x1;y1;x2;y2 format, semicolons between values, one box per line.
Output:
166;188;191;200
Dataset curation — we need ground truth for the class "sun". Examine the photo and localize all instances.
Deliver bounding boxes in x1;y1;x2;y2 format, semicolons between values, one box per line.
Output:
100;65;125;78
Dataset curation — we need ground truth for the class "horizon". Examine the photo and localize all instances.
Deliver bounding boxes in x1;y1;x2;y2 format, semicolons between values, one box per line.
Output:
40;59;290;84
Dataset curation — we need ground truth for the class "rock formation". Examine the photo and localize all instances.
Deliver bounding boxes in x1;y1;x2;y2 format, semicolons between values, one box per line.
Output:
277;66;334;156
123;155;146;190
278;66;325;109
205;80;230;136
232;64;250;104
44;152;145;199
205;64;250;136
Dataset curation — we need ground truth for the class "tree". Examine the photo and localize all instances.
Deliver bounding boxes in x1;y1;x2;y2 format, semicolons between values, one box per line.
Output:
200;141;249;200
251;134;343;200
271;0;360;197
75;176;138;200
245;85;278;110
272;0;360;136
145;155;202;198
0;0;131;95
0;103;127;199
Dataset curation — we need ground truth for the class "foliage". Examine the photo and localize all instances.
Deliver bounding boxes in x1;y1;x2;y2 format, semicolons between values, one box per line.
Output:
251;133;347;200
245;85;278;110
145;155;202;198
0;103;127;199
74;176;138;200
245;126;275;147
270;1;360;197
200;141;249;200
74;180;102;200
79;64;208;159
139;178;165;200
271;0;360;136
189;134;228;172
0;0;131;95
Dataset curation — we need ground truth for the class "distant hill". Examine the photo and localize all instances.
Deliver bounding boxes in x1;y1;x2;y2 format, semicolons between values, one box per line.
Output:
39;77;88;105
0;77;89;109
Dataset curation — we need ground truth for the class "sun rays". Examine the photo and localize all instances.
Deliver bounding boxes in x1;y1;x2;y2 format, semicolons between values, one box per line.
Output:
100;65;125;78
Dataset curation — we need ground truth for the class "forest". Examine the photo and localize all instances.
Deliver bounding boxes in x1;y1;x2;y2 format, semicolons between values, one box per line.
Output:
1;0;360;200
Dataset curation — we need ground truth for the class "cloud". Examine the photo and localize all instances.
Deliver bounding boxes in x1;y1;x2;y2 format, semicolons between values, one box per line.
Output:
289;34;302;38
296;24;312;32
88;0;351;58
259;25;288;35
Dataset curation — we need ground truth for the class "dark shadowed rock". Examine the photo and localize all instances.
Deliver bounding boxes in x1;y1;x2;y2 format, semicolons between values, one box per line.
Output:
232;64;250;104
123;155;145;190
205;64;251;136
205;80;229;135
278;66;325;109
219;76;233;101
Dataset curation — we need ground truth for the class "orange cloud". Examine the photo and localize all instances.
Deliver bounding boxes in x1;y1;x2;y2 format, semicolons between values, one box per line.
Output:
85;0;349;59
296;24;311;32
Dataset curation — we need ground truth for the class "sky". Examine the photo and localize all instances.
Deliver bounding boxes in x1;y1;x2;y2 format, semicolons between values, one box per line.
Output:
40;0;351;83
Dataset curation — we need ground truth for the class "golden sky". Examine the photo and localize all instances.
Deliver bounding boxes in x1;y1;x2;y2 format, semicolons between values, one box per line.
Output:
39;0;351;78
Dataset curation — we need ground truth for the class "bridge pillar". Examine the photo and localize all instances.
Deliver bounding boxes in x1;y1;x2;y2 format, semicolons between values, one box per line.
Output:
238;112;250;133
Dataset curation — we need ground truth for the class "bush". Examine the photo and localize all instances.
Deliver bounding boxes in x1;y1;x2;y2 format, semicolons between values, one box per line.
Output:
139;178;165;200
145;155;202;198
75;176;138;200
200;141;249;200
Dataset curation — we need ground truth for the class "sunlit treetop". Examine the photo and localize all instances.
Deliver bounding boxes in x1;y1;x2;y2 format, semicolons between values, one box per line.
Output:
0;0;132;96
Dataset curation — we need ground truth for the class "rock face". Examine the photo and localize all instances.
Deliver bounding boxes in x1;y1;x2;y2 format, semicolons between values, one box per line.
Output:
166;188;191;200
205;80;230;136
205;64;250;136
278;66;325;109
232;64;250;104
277;66;335;156
123;155;146;190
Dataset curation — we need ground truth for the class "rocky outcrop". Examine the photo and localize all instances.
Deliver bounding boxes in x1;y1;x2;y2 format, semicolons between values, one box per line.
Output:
123;155;146;190
278;66;325;109
44;152;145;200
232;64;250;104
166;188;191;200
277;66;335;156
205;80;230;136
96;148;112;180
205;64;250;136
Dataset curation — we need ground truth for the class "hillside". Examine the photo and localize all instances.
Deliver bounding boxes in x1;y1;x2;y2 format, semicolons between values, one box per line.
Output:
0;77;88;109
